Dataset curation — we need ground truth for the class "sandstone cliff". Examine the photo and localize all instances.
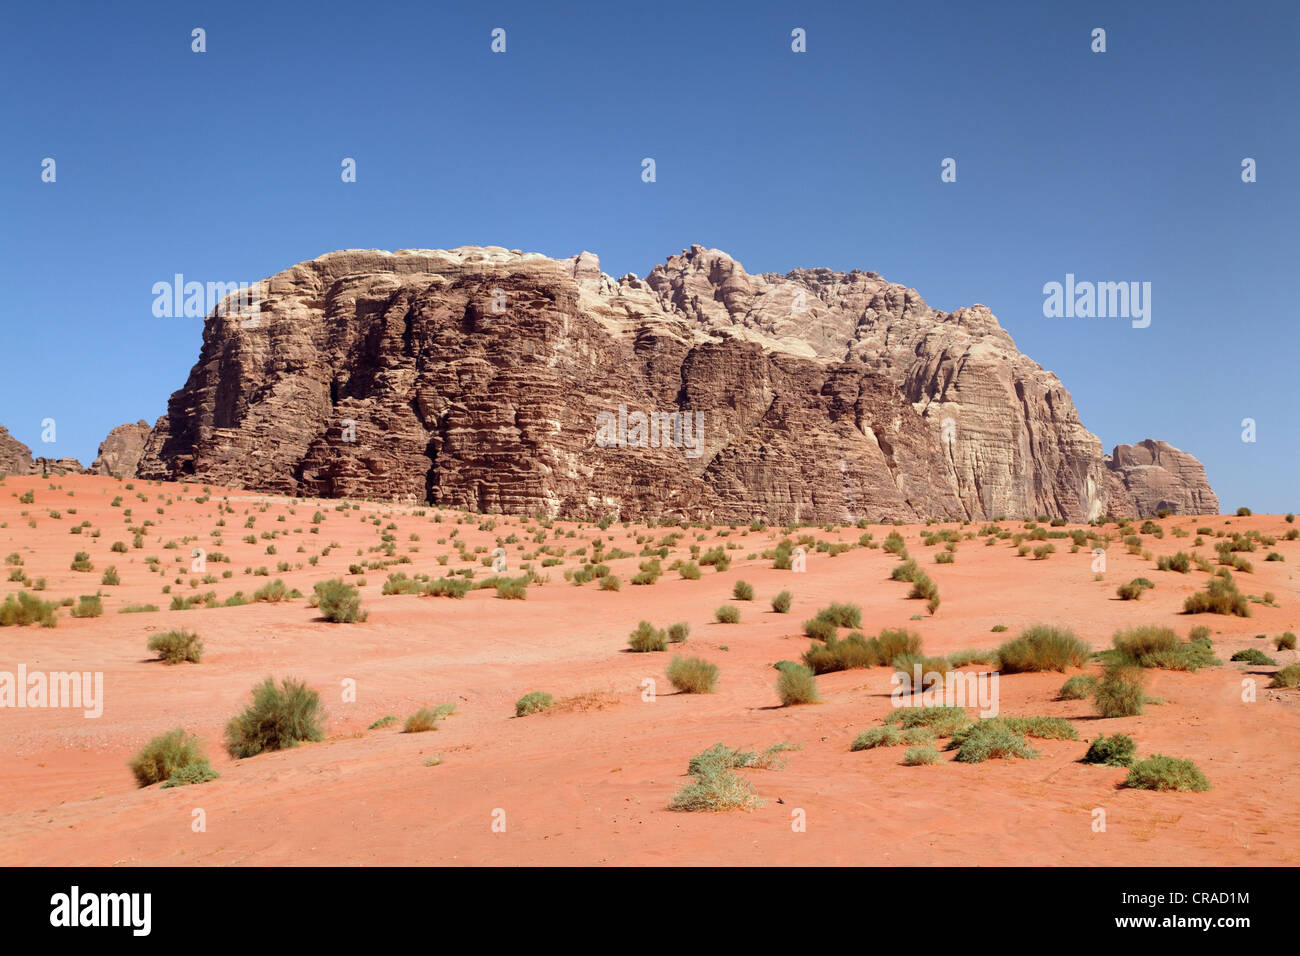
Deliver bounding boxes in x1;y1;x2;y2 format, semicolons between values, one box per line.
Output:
135;245;1219;521
0;426;34;476
90;420;152;477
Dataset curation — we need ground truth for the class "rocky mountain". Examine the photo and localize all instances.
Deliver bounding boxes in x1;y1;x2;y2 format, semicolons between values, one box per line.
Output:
89;420;152;477
0;426;35;476
133;245;1219;521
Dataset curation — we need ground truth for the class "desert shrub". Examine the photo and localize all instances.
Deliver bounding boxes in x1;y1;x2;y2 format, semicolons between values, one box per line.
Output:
1276;632;1297;651
1269;664;1300;689
403;707;443;733
891;559;920;582
668;762;760;812
1111;625;1214;671
802;632;881;674
148;629;203;664
314;579;366;621
1082;733;1137;767
71;595;103;618
667;656;719;693
947;716;1076;744
1032;544;1055;560
714;604;740;624
883;531;908;556
951;723;1038;763
382;572;422;595
1157;551;1191;573
599;574;621;591
907;571;940;613
891;652;953;679
426;577;471;599
851;725;903;750
129;728;211;787
514;692;554;717
252;578;288;603
100;566;120;586
990;624;1008;632
495;578;528;599
934;551;955;564
902;746;942;765
1124;755;1210;791
678;561;701;580
1230;648;1275;665
628;620;667;652
776;664;820;705
160;763;220;788
884;705;972;736
1117;579;1153;600
70;551;93;572
732;580;754;601
368;715;397;729
815;602;862;628
1093;664;1146;718
771;589;792;613
802;617;837;642
1059;673;1099;699
224;677;324;757
875;628;922;665
667;621;690;643
996;625;1089;673
947;648;994;667
1183;573;1250;617
688;742;797;775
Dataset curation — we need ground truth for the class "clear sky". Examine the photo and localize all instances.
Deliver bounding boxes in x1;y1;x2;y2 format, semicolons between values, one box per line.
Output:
2;0;1296;512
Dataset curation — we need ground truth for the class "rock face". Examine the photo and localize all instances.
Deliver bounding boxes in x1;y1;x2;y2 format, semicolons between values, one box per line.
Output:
1104;440;1220;517
0;426;35;476
90;420;152;477
136;245;1219;521
33;457;85;476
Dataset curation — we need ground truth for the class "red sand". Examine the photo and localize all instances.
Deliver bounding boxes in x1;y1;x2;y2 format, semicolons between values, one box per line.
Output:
0;474;1296;865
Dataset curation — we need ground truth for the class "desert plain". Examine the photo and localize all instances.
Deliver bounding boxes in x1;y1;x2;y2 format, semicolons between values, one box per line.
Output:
0;473;1296;866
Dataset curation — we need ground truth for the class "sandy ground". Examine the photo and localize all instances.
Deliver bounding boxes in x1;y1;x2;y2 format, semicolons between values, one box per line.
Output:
0;474;1296;866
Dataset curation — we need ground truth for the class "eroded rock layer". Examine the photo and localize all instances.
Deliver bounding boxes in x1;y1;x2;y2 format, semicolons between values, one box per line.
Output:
135;246;1219;521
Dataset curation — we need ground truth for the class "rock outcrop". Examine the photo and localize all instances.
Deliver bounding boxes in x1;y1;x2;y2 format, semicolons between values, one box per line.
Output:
1104;440;1220;517
136;245;1219;521
33;457;85;476
90;420;152;477
0;426;35;476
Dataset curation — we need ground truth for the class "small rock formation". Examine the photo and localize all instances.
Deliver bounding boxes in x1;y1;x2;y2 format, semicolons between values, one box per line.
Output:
136;245;1220;520
33;457;85;476
0;426;35;475
1104;440;1220;517
90;420;153;477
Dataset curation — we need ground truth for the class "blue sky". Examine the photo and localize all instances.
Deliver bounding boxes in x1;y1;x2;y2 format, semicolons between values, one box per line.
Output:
1;0;1295;511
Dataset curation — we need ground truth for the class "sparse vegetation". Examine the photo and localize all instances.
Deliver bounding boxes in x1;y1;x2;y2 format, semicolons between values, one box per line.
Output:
628;620;667;652
128;728;215;787
667;655;719;693
776;664;820;705
1124;755;1210;791
1082;733;1137;767
224;677;324;757
148;629;203;665
515;692;554;716
996;625;1089;673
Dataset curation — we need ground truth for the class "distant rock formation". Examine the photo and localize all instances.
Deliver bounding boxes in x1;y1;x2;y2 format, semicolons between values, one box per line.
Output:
0;426;34;476
135;245;1220;520
90;420;152;477
33;457;85;476
1104;440;1220;517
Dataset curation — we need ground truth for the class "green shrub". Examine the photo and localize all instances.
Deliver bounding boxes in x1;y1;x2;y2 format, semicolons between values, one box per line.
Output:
368;715;397;729
1082;733;1137;767
802;632;882;673
628;620;667;652
771;589;792;613
160;763;220;788
1059;673;1099;699
947;648;994;667
678;561;701;580
851;725;903;750
224;677;324;757
891;559;920;582
732;580;754;601
599;574;621;591
100;566;120;586
1276;632;1297;651
1112;625;1219;671
776;664;820;705
802;617;837;642
668;762;760;812
71;595;103;618
902;746;942;765
815;602;862;628
715;604;740;624
996;625;1089;673
252;578;288;603
70;551;93;572
884;705;971;736
515;691;554;717
1093;664;1146;717
314;579;366;622
1156;551;1192;573
148;629;203;664
667;656;719;693
1124;755;1210;791
1117;579;1152;600
1183;573;1250;616
667;621;690;643
1269;663;1300;689
426;577;471;599
128;728;212;787
951;723;1038;763
934;551;955;564
1230;648;1275;665
875;628;922;664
